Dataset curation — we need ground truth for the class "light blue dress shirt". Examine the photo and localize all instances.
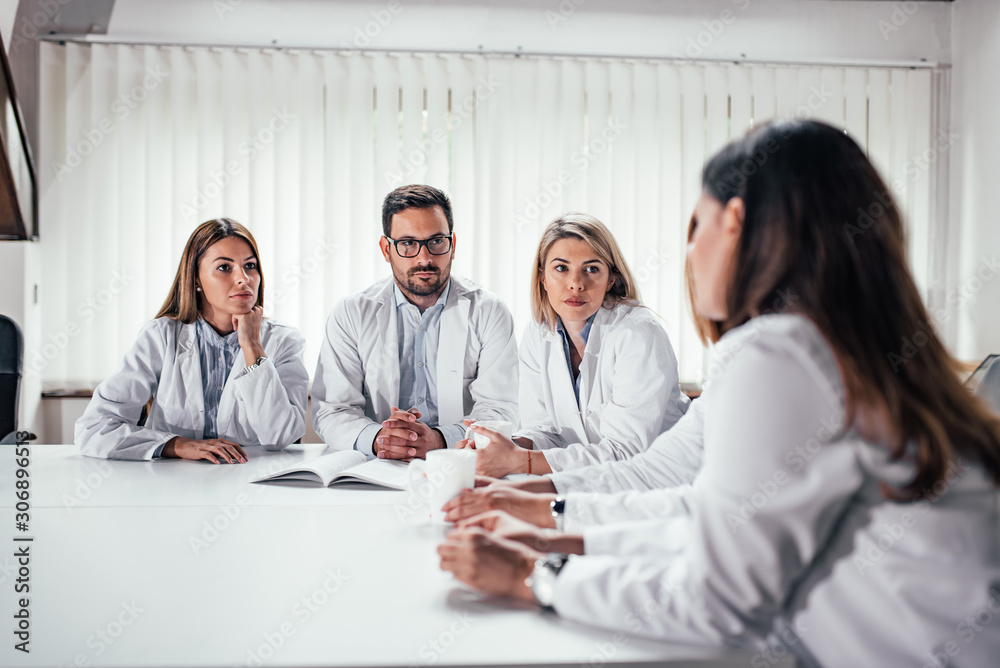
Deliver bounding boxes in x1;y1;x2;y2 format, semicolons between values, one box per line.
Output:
555;312;596;406
195;317;242;439
355;279;466;454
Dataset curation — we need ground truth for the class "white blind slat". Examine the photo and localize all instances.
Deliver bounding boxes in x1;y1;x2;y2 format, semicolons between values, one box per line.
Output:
583;61;611;218
844;68;868;148
656;64;685;352
907;69;933;300
680;65;706;381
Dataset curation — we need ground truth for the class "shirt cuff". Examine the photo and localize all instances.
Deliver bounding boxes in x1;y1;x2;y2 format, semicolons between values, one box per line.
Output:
541;448;569;472
548;471;574;495
355;423;383;458
152;443;166;459
436;424;467;449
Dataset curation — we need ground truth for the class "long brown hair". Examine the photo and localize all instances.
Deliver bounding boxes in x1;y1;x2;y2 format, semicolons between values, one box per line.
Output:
690;119;1000;500
156;218;264;322
530;213;641;331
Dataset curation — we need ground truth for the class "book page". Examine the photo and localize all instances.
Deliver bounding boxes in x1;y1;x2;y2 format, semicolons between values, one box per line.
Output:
251;450;368;485
332;458;409;490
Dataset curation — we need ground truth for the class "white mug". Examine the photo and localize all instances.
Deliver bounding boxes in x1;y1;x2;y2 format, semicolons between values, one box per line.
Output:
463;420;513;450
407;449;477;523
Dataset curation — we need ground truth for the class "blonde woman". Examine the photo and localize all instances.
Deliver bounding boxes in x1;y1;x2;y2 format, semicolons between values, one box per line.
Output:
461;214;689;478
76;218;308;462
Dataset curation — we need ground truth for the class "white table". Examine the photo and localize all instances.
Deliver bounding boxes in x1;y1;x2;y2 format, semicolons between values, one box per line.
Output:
0;445;777;667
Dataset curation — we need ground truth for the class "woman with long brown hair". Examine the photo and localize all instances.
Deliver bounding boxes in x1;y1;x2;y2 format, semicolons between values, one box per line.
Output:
437;120;1000;665
76;218;308;462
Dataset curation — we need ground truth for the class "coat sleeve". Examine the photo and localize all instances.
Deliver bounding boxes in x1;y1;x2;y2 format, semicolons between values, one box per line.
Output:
75;321;178;460
513;323;565;451
542;318;690;471
311;300;382;456
547;395;707;495
463;295;519;425
562;485;696;531
549;330;860;647
224;324;308;449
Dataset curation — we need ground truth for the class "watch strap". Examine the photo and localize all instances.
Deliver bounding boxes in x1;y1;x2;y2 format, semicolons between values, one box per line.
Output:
550;496;566;532
527;553;570;611
247;355;268;372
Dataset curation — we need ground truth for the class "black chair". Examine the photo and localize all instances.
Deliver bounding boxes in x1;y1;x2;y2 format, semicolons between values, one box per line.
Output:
972;356;1000;416
0;315;23;444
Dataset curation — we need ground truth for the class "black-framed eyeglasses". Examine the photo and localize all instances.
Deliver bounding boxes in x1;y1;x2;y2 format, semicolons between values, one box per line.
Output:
385;235;453;258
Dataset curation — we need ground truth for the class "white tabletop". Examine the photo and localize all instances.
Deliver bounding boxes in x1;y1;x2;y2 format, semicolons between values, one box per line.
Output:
0;445;779;667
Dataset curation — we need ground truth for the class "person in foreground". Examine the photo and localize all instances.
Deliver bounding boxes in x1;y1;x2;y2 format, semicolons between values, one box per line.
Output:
459;213;688;478
312;184;518;461
438;120;1000;666
76;218;309;462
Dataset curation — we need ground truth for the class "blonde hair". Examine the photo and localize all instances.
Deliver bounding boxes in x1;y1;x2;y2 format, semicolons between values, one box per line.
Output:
530;213;640;331
156;218;264;323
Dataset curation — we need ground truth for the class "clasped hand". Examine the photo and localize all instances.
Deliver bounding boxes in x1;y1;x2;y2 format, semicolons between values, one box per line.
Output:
374;406;446;461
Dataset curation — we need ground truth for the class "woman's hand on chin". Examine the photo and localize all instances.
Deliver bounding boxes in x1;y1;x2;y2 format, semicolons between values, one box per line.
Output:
233;305;266;366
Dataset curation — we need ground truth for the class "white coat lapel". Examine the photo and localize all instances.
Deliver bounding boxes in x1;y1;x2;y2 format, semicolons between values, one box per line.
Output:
175;322;206;435
374;283;401;417
437;284;470;425
545;328;587;440
577;307;611;419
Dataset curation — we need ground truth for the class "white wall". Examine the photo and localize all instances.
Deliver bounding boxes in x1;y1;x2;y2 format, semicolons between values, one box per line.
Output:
107;0;951;65
950;0;1000;361
0;0;16;48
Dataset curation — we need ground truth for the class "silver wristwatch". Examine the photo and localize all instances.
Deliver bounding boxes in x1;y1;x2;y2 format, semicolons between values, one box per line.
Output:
550;496;566;532
526;553;570;611
247;355;267;372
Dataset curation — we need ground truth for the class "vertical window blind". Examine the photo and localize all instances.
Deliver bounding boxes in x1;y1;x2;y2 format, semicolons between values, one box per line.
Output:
38;41;947;389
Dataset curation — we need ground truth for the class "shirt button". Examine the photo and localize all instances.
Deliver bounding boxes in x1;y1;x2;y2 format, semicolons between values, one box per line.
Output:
217;386;222;390
417;397;424;404
417;362;423;368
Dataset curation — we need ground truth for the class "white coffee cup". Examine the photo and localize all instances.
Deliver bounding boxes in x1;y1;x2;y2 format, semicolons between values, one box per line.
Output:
407;449;477;523
463;420;513;450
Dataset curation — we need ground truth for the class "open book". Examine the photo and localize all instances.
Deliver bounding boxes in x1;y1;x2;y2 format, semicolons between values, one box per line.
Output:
250;450;409;490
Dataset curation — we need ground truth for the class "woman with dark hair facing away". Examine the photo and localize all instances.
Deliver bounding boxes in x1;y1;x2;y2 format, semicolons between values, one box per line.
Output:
437;120;1000;666
459;213;689;478
77;218;308;462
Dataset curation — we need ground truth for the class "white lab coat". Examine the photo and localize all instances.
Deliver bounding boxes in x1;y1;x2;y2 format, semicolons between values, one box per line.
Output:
548;315;761;526
518;302;689;471
549;314;1000;666
312;276;519;455
560;400;706;531
76;317;308;460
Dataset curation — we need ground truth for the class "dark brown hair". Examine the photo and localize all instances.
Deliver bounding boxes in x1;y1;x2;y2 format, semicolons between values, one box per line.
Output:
155;218;264;323
381;184;454;237
691;119;1000;500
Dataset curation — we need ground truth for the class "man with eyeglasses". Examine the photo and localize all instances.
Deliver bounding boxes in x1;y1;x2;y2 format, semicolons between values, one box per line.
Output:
312;184;519;460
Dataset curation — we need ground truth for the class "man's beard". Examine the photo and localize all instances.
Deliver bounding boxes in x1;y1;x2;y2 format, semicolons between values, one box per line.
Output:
395;263;449;297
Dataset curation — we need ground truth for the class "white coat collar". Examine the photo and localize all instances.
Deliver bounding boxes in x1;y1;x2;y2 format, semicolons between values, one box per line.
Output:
540;301;636;353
